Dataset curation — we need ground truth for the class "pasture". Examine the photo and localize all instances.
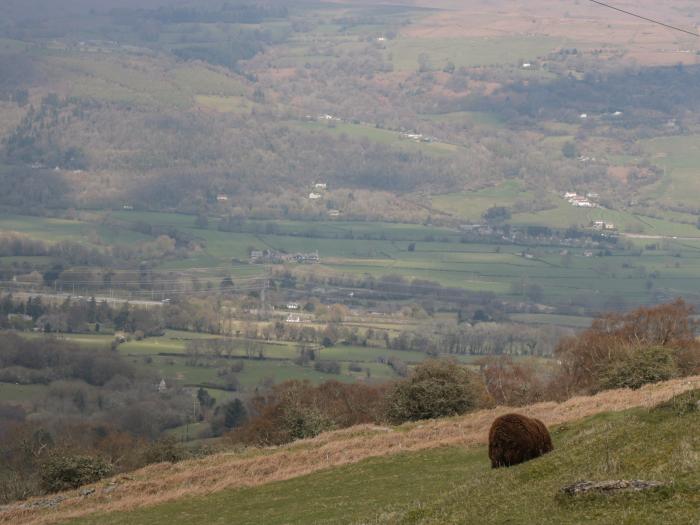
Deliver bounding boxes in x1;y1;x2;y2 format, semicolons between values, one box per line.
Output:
3;321;513;409
5;209;700;309
386;35;565;71
0;382;48;403
1;330;410;406
431;181;534;222
292;120;458;156
642;134;700;209
45;47;250;111
69;390;700;525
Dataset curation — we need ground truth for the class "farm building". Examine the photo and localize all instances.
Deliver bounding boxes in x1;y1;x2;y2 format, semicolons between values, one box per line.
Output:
295;251;320;264
592;221;615;231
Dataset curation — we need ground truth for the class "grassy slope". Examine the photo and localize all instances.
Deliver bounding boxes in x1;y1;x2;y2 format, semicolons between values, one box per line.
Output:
71;389;700;525
3;377;697;525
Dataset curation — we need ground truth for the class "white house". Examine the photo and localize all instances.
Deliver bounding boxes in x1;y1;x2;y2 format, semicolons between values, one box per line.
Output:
522;62;532;69
286;314;301;323
287;303;300;310
309;192;322;199
593;221;615;231
314;183;327;190
216;193;229;202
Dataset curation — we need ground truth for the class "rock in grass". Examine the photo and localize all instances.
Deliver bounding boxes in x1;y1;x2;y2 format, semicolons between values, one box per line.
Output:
561;480;666;496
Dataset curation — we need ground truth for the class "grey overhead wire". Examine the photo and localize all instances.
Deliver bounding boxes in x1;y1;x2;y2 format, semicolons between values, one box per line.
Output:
584;0;699;37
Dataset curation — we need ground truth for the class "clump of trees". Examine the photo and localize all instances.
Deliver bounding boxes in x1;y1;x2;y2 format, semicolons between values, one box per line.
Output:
0;332;134;386
478;356;548;407
232;380;388;446
40;455;112;493
553;299;699;396
233;359;494;445
385;360;493;423
477;300;700;405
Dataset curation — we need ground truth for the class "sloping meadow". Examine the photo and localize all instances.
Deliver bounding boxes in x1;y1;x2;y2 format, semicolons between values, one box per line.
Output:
3;375;698;525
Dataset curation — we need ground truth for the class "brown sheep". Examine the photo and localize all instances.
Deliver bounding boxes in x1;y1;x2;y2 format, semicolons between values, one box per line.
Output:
488;413;553;468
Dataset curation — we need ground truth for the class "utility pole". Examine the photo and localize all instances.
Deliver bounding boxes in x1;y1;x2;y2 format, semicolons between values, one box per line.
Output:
261;265;271;314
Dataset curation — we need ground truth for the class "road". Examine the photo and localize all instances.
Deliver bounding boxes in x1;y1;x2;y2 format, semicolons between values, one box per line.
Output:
621;233;700;241
6;290;164;307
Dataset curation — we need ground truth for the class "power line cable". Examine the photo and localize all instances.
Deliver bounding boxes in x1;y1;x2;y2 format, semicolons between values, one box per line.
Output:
584;0;699;37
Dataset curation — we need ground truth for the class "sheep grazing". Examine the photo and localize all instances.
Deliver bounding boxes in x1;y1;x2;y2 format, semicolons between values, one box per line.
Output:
488;413;553;468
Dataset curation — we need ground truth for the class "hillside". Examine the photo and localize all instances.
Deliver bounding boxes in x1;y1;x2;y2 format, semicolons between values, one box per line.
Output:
3;376;699;525
4;0;700;316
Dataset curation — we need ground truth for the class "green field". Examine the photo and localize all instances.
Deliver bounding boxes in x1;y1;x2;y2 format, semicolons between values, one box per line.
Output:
292;120;458;156
509;313;594;328
0;382;48;402
6;209;700;309
431;181;534;222
0;214;149;247
422;111;504;128
4;326;526;408
48;53;249;110
5;330;411;403
72;390;700;525
642;135;700;209
386;36;565;71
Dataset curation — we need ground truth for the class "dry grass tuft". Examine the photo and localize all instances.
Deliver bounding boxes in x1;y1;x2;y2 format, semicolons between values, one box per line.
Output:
3;376;698;525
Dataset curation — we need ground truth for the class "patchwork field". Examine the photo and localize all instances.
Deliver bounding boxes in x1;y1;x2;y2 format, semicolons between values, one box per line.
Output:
5;209;700;310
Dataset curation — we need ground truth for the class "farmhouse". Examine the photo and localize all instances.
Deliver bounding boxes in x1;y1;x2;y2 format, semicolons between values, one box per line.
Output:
592;220;615;231
309;192;322;200
7;313;32;322
286;314;301;323
565;192;595;208
314;183;327;190
295;251;320;264
287;303;300;310
250;249;320;265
